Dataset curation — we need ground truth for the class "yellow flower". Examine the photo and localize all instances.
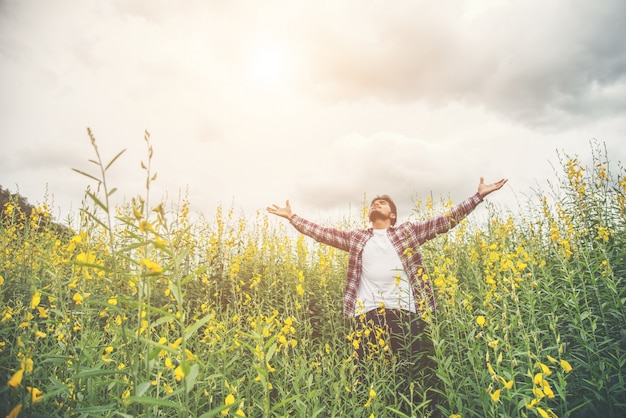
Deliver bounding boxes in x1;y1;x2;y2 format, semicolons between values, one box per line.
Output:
31;290;41;309
140;258;163;274
537;362;552;376
488;339;499;350
476;315;486;327
26;386;44;403
174;365;185;382
73;292;83;305
542;380;555;399
296;283;304;296
536;407;550;418
560;359;572;373
7;367;24;388
498;376;514;389
222;394;235;416
266;362;275;373
489;389;501;402
6;404;22;418
164;357;174;370
450;415;462;418
546;355;557;364
139;220;154;233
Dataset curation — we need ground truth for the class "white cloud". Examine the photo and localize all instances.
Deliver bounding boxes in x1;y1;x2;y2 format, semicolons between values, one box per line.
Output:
0;0;624;225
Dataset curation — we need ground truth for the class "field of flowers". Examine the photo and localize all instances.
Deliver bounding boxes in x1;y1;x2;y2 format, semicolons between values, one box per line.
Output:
1;132;625;418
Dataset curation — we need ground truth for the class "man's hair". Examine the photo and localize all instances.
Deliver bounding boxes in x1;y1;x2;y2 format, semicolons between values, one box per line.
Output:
370;195;397;226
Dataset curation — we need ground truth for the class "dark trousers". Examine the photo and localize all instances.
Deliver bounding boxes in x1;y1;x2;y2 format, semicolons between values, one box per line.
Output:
353;308;433;366
352;309;441;413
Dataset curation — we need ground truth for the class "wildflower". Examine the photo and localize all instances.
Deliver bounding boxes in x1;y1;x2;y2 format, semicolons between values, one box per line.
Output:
139;220;154;233
22;358;33;374
296;283;304;296
174;365;185;382
487;363;496;376
490;389;501;402
121;389;131;404
26;386;44;403
6;404;22;418
73;292;83;305
35;331;46;339
164;357;174;370
222;394;235;416
140;258;163;274
537;362;552;376
536;407;550;418
37;307;49;318
488;339;499;350
31;290;41;309
542;379;555;399
526;398;540;409
547;355;557;364
364;388;376;407
0;274;4;285
476;315;486;327
560;359;572;373
8;367;24;387
498;376;514;389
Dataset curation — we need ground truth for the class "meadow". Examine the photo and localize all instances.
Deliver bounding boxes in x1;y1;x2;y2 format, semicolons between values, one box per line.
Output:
1;132;624;418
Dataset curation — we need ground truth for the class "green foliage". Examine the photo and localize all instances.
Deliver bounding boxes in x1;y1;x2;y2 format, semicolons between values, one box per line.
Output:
0;134;624;417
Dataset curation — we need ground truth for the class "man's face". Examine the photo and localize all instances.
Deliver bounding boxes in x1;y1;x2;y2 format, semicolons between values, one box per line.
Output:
369;199;395;223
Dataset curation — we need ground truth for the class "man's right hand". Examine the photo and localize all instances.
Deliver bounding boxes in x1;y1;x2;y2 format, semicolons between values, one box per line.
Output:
266;200;293;220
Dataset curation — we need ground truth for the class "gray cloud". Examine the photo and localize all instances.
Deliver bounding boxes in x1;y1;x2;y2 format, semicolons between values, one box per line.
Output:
296;0;626;129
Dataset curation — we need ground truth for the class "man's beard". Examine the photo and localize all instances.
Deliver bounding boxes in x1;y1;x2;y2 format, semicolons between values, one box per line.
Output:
369;210;388;223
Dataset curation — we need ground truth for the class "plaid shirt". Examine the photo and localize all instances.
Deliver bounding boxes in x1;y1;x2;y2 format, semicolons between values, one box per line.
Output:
290;193;483;316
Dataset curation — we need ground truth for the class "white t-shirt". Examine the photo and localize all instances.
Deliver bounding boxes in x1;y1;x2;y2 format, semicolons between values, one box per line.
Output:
354;228;415;316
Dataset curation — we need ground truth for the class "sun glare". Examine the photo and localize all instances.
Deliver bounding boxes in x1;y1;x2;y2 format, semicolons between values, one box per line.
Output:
247;42;293;90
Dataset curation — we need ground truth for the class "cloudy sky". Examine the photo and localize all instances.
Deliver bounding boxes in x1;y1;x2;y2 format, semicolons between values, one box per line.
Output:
1;0;625;224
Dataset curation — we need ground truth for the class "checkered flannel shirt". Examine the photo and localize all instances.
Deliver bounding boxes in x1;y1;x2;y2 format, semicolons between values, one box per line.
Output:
289;193;483;316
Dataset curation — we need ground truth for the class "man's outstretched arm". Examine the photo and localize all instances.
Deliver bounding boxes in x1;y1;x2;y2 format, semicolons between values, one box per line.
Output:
266;200;352;251
267;200;293;220
478;177;508;198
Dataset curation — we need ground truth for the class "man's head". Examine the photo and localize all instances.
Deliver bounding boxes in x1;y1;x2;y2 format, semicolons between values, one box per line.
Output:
369;195;397;226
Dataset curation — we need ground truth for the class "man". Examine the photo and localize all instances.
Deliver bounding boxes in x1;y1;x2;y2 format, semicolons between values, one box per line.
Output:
266;177;507;407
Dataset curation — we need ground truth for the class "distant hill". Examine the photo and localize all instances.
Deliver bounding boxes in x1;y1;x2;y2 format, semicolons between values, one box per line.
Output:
0;185;71;237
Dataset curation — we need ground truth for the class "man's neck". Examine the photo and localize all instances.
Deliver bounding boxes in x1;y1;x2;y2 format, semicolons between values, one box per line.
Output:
371;219;392;229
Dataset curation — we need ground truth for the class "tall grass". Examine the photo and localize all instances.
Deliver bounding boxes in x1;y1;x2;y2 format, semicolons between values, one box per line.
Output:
1;133;624;417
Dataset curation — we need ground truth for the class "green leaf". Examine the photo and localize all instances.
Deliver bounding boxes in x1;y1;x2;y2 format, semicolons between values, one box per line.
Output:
72;368;127;379
71;168;101;183
184;311;215;340
105;149;126;171
86;190;109;213
185;363;200;394
125;396;179;408
135;381;152;397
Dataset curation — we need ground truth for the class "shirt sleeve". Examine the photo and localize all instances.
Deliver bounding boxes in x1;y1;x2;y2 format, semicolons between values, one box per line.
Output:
289;214;352;252
409;192;483;244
